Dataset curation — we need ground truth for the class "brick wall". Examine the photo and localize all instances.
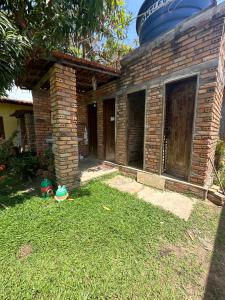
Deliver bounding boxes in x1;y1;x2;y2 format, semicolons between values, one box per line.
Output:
219;92;225;141
115;94;127;165
144;85;163;174
32;89;51;154
31;4;225;191
83;5;225;188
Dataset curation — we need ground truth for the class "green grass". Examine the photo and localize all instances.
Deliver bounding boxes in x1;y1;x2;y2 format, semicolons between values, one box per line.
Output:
0;175;224;299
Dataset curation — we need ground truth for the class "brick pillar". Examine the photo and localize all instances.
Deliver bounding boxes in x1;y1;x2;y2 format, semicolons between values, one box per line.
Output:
24;113;36;152
190;59;225;187
144;85;163;174
50;63;79;190
115;94;128;165
32;89;51;154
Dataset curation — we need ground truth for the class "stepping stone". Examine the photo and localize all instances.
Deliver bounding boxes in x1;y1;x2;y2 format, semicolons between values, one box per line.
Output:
137;171;165;190
105;175;196;221
105;175;144;194
137;186;196;221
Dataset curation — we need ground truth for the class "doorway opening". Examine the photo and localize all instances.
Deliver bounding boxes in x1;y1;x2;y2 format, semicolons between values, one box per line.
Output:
127;90;145;170
104;99;115;162
88;103;97;157
163;76;197;180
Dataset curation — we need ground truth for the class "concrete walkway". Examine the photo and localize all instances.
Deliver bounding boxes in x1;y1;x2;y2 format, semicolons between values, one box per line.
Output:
80;158;118;183
105;175;197;221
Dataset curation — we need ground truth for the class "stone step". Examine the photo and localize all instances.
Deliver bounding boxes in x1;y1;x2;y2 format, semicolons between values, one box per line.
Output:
137;171;165;190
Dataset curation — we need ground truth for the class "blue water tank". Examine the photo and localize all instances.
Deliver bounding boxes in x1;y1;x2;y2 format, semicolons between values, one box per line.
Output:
136;0;216;45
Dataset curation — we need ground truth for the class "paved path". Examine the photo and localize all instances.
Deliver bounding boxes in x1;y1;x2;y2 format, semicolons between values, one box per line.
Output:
80;158;118;183
105;175;197;221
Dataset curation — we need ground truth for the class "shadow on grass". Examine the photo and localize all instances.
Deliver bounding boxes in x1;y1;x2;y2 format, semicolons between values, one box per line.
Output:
70;187;91;199
204;204;225;299
0;176;38;211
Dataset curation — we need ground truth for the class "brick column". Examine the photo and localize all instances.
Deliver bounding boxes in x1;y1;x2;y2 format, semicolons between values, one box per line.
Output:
50;63;79;190
115;94;128;165
32;89;51;154
190;32;225;188
144;85;163;174
24;113;36;152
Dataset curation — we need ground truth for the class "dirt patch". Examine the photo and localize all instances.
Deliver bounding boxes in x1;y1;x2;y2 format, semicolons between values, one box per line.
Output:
159;245;186;258
17;244;33;260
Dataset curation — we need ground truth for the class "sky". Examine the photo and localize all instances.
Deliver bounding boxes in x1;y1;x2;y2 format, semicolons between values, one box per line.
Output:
7;0;225;101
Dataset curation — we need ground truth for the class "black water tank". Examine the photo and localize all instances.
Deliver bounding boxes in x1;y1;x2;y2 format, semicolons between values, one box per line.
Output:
136;0;216;45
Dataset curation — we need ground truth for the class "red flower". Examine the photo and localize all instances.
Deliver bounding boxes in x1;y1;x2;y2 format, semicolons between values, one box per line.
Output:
0;165;6;172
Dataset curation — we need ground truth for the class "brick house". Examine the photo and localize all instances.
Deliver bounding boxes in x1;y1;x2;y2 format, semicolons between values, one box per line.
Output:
18;3;225;198
0;99;35;151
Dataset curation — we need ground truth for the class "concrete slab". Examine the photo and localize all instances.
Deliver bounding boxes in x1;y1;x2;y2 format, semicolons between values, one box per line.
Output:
80;158;118;183
137;171;165;190
106;175;144;194
105;175;196;221
138;186;196;221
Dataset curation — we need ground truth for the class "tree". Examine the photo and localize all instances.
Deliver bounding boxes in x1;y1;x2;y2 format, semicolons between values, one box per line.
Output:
0;0;131;55
0;12;30;97
0;0;132;94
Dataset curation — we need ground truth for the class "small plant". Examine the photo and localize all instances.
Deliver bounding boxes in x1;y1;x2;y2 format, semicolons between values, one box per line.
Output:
9;152;39;180
214;140;225;188
214;140;225;171
0;131;18;166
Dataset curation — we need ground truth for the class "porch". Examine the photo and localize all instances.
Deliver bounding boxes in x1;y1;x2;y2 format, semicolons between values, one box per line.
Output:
18;52;120;189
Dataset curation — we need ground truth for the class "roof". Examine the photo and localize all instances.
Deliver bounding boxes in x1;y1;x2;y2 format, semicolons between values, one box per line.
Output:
17;51;121;93
11;110;33;118
0;98;33;106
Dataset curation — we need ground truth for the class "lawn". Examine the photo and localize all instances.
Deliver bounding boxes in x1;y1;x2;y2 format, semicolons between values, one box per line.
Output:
0;175;224;299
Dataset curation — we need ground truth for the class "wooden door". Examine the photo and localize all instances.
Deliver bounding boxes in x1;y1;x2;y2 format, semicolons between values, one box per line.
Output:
165;77;196;180
104;99;115;162
88;104;97;156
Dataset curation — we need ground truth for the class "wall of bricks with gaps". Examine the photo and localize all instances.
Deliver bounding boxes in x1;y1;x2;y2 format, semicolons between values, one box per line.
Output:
83;5;225;189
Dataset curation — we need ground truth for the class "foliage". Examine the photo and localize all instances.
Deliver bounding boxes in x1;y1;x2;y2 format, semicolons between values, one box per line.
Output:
9;152;39;180
70;37;133;69
214;140;225;188
68;0;133;66
0;0;132;93
0;131;18;165
1;0;132;63
0;12;30;96
215;140;225;170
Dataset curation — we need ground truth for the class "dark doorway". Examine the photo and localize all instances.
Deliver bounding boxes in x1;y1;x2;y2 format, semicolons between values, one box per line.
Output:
88;103;97;157
164;76;197;180
104;99;115;162
127;90;145;169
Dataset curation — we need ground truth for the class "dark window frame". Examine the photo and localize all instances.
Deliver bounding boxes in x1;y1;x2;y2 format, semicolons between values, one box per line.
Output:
0;116;5;139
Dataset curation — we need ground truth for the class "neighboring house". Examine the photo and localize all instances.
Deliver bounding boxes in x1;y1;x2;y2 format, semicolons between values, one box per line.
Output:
16;2;225;199
0;99;35;151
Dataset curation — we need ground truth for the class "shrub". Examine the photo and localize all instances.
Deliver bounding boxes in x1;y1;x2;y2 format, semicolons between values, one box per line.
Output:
9;152;39;180
0;131;18;166
214;140;225;188
215;140;225;171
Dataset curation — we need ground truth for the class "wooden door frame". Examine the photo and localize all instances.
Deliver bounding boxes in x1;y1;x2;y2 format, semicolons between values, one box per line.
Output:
103;98;116;161
161;74;199;181
126;89;146;170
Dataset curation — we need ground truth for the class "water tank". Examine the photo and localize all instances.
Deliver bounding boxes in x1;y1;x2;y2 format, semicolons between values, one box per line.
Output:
136;0;216;45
